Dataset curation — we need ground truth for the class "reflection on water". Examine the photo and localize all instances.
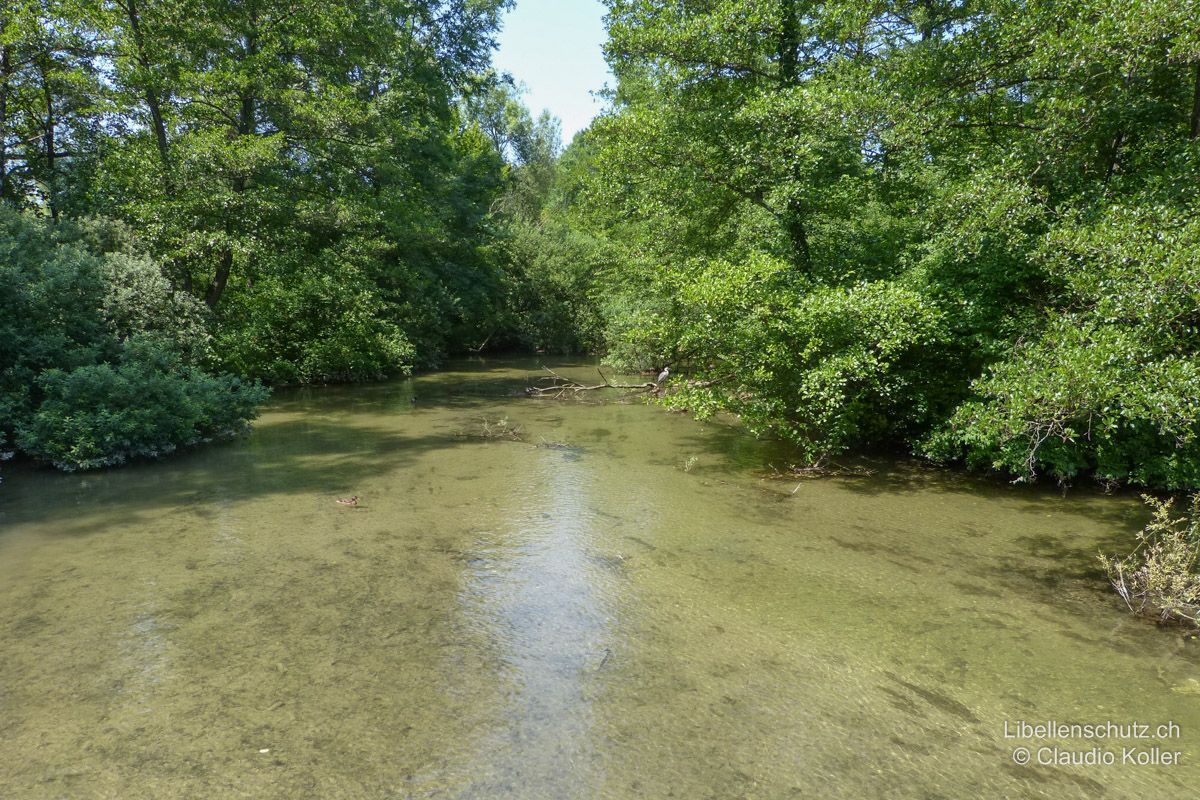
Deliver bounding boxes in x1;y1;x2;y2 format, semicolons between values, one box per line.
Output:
1;357;1198;799
433;446;614;797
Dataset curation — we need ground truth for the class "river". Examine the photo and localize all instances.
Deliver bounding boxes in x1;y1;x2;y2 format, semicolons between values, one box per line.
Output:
1;358;1198;798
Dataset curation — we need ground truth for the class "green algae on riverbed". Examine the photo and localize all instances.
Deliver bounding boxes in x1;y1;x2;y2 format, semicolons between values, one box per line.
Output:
1;358;1198;798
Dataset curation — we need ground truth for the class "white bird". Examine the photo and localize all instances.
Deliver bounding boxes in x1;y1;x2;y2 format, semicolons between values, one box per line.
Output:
656;366;670;384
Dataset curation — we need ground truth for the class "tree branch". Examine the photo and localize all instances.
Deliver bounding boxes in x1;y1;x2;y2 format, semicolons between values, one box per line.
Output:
525;367;659;398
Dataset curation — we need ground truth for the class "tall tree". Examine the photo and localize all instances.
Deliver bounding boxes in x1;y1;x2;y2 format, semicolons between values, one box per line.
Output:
579;0;1200;488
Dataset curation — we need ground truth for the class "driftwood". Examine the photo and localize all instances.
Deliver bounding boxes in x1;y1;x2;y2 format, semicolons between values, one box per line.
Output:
526;367;659;398
761;460;877;495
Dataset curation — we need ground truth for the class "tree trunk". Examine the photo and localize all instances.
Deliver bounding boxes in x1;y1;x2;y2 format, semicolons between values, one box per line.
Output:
0;44;11;202
37;58;57;220
785;197;812;271
919;0;937;41
124;0;174;194
1190;62;1200;140
777;2;811;270
1103;130;1124;183
205;246;234;308
778;1;799;85
206;21;257;310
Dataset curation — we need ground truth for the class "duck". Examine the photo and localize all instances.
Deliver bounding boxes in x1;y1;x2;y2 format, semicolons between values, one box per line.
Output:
336;496;359;507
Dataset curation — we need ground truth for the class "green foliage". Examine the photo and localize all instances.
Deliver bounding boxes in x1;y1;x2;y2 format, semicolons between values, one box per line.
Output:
925;200;1200;488
664;256;948;460
99;250;213;364
470;91;608;356
0;208;267;470
501;218;607;354
213;263;416;384
928;320;1200;489
5;0;516;386
16;337;265;470
566;0;1200;488
1101;495;1200;625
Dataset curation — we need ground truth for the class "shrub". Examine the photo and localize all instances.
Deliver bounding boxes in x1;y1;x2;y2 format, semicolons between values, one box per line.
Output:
924;202;1200;489
1101;495;1200;626
656;254;949;462
212;257;416;384
0;208;268;471
501;218;607;354
926;319;1200;489
16;337;267;470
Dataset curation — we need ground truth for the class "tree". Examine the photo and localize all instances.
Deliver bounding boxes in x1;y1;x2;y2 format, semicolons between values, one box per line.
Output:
570;0;1200;488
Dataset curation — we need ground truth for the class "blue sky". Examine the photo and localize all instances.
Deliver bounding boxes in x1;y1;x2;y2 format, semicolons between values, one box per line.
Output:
493;0;612;143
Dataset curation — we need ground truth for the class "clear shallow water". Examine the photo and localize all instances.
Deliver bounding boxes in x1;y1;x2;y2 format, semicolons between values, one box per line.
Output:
1;357;1198;799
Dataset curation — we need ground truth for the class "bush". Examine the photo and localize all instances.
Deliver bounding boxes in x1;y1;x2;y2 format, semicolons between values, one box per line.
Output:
653;254;949;462
212;263;416;384
17;337;267;470
926;320;1200;488
100;251;212;363
1101;495;1200;626
0;208;268;471
501;218;607;354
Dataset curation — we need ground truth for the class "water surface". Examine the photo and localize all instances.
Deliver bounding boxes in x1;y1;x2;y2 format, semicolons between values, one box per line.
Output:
2;358;1198;798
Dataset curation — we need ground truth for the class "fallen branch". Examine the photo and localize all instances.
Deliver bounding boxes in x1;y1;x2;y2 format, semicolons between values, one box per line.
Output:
525;367;659;398
467;330;493;353
761;459;877;490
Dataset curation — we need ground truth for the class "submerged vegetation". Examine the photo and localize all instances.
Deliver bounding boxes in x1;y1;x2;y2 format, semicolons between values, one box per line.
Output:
460;416;526;441
2;0;1199;498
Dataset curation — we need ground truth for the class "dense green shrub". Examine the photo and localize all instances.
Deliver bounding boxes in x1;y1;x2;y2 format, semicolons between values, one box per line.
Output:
925;202;1200;488
212;263;416;384
0;208;268;471
501;218;607;354
100;251;212;364
16;337;265;470
927;320;1200;489
659;255;948;460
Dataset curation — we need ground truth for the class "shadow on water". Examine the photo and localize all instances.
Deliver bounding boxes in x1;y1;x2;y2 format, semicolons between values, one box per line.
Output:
0;359;731;539
0;420;495;537
273;358;642;415
663;408;1146;529
828;457;1146;527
